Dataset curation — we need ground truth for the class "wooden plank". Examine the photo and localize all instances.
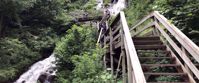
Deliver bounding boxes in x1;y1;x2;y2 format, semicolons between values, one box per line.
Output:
114;41;121;49
135;45;166;50
147;82;190;83
120;29;127;83
122;50;126;83
116;27;124;78
153;17;160;36
132;36;160;40
134;40;162;45
144;73;187;76
120;11;146;83
154;11;199;63
103;34;107;69
182;47;194;76
116;53;123;77
141;64;181;67
113;34;121;41
112;24;122;35
109;23;114;76
97;28;103;43
155;23;199;80
103;55;107;69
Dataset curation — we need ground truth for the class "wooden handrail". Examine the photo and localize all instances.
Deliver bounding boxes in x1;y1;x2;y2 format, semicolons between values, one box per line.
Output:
120;11;146;83
153;11;199;63
130;11;199;80
155;22;199;79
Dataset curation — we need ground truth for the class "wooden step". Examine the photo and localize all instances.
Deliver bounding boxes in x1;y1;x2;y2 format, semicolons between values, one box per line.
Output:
137;50;170;53
139;57;173;59
141;64;181;67
142;66;179;73
139;57;174;64
134;40;163;45
132;36;160;41
135;45;166;50
147;82;190;83
145;73;188;82
144;73;187;76
137;51;170;56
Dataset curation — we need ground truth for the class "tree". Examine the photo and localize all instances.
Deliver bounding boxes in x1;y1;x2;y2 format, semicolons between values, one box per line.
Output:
0;0;36;36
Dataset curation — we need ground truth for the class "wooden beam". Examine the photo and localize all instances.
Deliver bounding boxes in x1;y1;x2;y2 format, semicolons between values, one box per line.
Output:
113;34;121;41
97;28;103;44
122;50;126;83
113;24;122;35
120;28;127;83
116;52;123;77
109;25;114;76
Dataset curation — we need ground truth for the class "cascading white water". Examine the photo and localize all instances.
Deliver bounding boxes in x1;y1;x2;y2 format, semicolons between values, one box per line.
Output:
96;0;126;16
109;0;126;16
96;0;103;10
15;54;57;83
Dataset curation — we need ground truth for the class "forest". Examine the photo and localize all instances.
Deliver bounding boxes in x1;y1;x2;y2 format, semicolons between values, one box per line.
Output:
0;0;198;83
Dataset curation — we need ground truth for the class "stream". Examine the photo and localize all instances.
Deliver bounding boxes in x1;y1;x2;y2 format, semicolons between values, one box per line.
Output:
14;54;57;83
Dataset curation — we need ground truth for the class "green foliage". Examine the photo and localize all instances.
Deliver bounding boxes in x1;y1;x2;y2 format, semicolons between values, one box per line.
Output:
125;0;153;26
55;25;98;82
0;38;39;82
126;0;199;42
71;47;112;83
152;0;199;42
55;25;97;63
55;25;113;83
0;0;66;82
0;68;17;82
0;0;37;29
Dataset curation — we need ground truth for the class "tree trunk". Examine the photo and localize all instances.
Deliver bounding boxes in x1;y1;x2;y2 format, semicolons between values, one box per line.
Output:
0;16;3;37
15;14;22;29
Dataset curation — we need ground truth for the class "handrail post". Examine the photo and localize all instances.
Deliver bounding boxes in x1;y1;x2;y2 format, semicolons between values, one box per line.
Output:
121;28;127;83
181;46;193;76
153;17;160;36
109;24;114;77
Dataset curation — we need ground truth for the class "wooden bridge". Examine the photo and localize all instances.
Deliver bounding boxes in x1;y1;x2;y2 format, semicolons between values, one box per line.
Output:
97;11;199;83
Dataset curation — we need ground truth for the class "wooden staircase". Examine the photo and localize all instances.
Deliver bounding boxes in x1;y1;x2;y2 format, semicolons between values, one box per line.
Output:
98;11;199;83
133;36;191;83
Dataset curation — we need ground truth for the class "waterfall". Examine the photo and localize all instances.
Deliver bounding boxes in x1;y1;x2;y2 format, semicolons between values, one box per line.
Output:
96;0;126;16
15;54;57;83
109;0;126;16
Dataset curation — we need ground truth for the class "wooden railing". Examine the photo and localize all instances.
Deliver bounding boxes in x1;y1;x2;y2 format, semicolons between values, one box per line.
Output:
120;11;146;83
98;11;146;83
130;11;199;82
